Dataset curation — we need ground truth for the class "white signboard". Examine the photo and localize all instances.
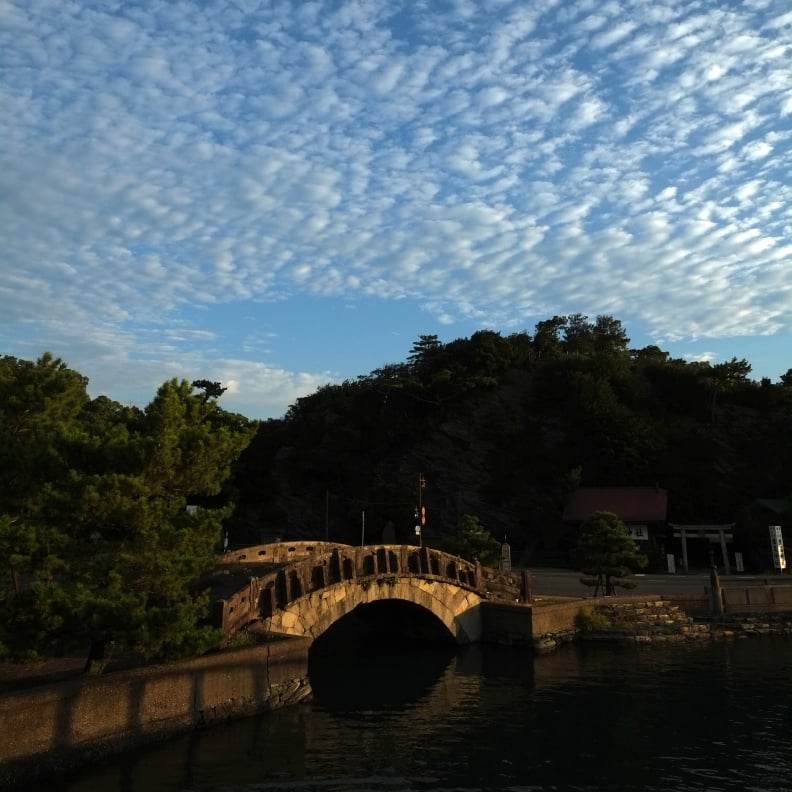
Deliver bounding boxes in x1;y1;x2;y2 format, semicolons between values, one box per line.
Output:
735;552;744;573
666;553;676;574
769;526;786;570
629;525;648;541
501;542;511;573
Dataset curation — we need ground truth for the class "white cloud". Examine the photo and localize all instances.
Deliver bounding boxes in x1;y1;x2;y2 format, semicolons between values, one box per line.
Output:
1;0;790;417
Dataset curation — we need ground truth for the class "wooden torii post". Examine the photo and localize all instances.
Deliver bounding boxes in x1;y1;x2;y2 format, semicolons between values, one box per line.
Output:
669;523;735;573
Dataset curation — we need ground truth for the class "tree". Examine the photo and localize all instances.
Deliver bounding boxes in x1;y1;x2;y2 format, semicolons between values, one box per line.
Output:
573;511;647;596
711;357;752;387
0;354;90;523
407;335;442;368
592;315;630;355
564;313;594;356
191;379;227;401
439;514;501;567
533;315;566;359
0;367;257;672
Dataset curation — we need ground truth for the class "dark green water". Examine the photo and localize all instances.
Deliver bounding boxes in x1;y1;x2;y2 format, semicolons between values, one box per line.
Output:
60;639;792;791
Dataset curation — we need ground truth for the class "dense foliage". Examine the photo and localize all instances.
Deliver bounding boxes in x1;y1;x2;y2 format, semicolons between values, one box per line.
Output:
227;316;791;568
437;514;502;567
0;355;256;669
1;314;790;668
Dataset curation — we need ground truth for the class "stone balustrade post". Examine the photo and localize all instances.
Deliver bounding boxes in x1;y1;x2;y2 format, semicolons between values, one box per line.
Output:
521;570;533;602
709;566;724;615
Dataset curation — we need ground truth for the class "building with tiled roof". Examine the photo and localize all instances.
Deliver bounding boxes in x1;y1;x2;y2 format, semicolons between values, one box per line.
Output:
562;486;668;568
562;486;668;524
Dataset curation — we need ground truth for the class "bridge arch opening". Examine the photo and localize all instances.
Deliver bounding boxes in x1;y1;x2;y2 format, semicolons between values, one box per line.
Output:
308;599;457;709
310;599;456;655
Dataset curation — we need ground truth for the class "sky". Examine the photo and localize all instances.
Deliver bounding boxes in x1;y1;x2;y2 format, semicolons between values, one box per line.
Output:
2;0;790;420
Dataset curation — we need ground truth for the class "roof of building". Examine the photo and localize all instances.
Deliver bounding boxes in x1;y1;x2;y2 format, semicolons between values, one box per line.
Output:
563;486;668;522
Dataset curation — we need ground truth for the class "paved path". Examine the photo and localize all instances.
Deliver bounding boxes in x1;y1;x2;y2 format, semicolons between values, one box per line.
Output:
527;568;789;598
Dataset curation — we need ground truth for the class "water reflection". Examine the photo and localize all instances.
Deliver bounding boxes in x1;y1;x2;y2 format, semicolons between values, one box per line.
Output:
60;640;792;792
309;644;458;712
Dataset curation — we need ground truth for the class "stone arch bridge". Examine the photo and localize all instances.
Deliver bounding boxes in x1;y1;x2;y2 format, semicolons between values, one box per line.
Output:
213;542;531;644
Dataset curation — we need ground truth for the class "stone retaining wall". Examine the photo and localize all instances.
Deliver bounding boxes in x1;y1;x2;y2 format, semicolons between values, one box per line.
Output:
482;595;792;653
585;597;792;645
0;638;311;791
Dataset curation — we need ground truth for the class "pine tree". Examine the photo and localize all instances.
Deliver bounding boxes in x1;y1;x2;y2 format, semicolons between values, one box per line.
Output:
573;510;647;596
0;362;256;672
441;514;501;567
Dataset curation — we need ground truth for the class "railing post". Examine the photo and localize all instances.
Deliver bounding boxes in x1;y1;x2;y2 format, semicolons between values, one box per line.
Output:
521;569;533;602
330;548;341;583
275;569;288;609
420;546;431;574
709;566;724;615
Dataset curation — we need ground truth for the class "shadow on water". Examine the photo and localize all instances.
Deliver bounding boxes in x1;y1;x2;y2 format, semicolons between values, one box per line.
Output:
58;630;792;791
308;599;460;711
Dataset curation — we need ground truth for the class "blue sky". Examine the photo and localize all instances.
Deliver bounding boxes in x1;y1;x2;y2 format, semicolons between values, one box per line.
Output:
2;0;790;420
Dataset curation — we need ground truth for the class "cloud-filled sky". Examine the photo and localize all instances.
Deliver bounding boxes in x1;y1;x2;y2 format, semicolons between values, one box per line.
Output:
2;0;790;419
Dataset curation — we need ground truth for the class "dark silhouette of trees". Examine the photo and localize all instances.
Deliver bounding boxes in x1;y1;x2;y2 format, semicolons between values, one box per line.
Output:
230;319;790;567
3;313;790;664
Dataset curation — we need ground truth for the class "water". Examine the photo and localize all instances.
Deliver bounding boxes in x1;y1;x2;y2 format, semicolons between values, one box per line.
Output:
60;639;792;792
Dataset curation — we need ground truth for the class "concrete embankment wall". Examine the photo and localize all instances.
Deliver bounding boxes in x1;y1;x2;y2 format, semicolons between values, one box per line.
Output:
0;638;311;791
481;595;693;651
482;592;792;651
721;583;792;612
662;583;792;615
481;599;582;649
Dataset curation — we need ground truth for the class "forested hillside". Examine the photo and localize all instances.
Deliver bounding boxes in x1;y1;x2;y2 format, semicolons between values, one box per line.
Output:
228;315;792;564
4;320;788;663
3;314;790;582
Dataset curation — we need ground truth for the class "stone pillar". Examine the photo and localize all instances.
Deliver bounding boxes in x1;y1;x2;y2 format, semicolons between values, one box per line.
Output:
521;569;533;602
719;529;731;574
680;528;689;573
329;548;342;583
709;566;724;615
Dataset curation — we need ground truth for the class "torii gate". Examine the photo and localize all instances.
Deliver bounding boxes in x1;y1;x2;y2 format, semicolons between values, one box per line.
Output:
669;523;735;573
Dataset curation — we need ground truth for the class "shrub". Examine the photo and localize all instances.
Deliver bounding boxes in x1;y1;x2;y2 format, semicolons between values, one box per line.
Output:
576;606;612;632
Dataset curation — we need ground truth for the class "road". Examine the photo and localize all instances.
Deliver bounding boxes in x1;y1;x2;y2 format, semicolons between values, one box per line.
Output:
526;567;789;598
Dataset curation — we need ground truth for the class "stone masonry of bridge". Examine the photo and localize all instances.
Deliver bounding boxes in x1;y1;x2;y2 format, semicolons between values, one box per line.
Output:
214;542;530;644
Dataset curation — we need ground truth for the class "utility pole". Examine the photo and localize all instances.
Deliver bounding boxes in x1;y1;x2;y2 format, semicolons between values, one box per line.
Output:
415;473;426;547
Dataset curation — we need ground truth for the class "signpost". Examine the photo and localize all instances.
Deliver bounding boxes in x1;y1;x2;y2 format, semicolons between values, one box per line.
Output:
415;473;426;547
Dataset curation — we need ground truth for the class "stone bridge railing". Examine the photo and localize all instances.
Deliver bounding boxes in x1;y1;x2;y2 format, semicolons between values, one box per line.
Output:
214;543;531;636
219;541;343;567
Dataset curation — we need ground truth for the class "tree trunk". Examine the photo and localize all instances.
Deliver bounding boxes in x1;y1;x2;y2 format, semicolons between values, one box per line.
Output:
84;639;109;675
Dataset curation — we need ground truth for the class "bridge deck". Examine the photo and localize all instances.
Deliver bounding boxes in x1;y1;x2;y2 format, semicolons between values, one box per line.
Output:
213;542;530;637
